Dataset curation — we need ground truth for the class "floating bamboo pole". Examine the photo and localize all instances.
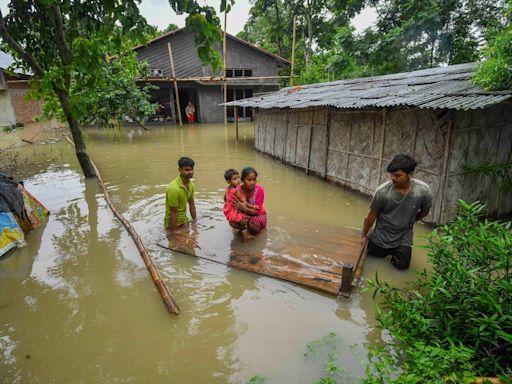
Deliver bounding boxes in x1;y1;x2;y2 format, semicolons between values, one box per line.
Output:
167;42;183;127
290;15;296;87
223;9;228;126
65;137;180;314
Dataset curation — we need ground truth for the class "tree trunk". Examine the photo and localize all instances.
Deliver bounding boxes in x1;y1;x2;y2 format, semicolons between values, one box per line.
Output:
54;87;97;178
274;0;283;57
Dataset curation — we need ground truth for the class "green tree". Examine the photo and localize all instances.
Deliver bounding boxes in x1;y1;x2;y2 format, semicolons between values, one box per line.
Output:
474;0;512;90
0;0;230;177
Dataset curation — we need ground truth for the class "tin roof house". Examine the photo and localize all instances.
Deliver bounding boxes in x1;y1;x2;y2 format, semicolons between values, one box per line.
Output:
132;28;290;124
227;63;512;224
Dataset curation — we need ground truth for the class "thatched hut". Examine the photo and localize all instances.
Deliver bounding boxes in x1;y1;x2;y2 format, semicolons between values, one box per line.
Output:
226;63;512;223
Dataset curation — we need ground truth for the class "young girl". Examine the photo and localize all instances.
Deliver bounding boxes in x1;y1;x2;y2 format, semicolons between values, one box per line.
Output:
223;168;259;241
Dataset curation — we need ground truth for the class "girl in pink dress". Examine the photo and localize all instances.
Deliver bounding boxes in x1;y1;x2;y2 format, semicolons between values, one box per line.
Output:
223;169;260;241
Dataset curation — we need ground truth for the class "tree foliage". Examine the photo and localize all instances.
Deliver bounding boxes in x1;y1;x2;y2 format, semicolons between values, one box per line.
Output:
0;0;232;177
473;0;512;90
240;0;510;85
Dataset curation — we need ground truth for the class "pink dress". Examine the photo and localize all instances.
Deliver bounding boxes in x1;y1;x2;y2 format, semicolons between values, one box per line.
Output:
245;184;267;229
224;186;246;222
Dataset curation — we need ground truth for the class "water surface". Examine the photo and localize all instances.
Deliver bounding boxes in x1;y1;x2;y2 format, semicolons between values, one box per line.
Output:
0;123;431;383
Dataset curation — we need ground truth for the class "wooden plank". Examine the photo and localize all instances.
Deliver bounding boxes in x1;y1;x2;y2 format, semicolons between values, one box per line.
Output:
159;220;366;295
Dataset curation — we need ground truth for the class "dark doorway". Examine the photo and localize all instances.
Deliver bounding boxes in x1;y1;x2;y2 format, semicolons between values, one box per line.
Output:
178;88;199;123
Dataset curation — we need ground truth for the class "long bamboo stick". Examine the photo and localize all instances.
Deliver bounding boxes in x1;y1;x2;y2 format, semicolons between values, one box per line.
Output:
167;42;183;127
65;137;180;314
290;15;296;87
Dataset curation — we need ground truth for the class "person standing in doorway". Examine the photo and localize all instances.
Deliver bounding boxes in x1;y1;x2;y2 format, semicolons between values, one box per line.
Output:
165;157;196;233
361;154;432;270
185;101;195;124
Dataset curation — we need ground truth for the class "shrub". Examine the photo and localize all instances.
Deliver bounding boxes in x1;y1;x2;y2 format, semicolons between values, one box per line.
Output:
365;201;512;381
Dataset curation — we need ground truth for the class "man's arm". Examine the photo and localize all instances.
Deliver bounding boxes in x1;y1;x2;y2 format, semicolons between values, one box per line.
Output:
189;199;196;221
362;208;378;242
168;207;178;231
416;207;430;221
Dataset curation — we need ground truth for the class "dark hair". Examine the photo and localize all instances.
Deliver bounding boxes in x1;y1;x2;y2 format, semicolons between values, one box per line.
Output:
224;168;239;182
387;154;417;174
178;156;194;169
241;166;257;181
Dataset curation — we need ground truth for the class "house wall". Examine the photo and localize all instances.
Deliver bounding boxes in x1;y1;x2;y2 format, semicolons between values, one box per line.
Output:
255;105;511;224
442;104;512;221
0;71;17;126
7;81;42;124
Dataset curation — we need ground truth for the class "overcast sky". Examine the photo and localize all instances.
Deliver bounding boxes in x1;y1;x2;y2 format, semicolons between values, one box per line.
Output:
0;0;378;35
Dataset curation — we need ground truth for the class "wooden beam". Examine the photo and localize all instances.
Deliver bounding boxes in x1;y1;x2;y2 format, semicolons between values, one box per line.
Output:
438;111;455;223
290;15;296;87
376;108;388;186
167;42;182;127
323;108;330;179
306;109;314;174
137;75;291;82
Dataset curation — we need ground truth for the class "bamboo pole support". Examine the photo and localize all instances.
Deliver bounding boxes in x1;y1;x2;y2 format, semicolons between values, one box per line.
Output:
167;42;183;128
235;106;239;140
438;111;455;223
290;15;296;87
223;10;228;126
323;108;330;179
65;137;180;314
376;108;388;186
305;109;314;174
340;263;354;293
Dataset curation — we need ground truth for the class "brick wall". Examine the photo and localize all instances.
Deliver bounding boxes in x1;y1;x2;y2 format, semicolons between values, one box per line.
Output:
7;81;43;124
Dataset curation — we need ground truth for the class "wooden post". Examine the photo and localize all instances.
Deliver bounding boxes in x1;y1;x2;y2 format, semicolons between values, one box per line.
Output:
306;109;314;174
282;110;289;162
223;10;228;126
290;15;296;87
340;263;354;293
235;106;239;140
438;111;455;223
376;108;388;186
167;42;182;127
323;108;330;179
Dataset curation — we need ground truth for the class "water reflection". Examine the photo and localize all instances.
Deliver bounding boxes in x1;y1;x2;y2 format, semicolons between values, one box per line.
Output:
0;123;432;383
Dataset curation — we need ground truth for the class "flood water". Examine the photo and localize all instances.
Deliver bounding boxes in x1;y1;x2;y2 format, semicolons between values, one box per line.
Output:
0;123;432;383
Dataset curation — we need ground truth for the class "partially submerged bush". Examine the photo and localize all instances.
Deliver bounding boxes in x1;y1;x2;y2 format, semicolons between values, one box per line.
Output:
365;201;512;381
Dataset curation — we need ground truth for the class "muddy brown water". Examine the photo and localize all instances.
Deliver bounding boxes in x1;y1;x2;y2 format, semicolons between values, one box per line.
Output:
0;123;431;383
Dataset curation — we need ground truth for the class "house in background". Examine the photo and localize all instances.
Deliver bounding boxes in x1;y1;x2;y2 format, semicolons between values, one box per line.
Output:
0;50;42;127
132;28;290;124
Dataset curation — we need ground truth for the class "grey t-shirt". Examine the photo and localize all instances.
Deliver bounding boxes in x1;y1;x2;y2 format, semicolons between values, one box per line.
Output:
369;178;432;248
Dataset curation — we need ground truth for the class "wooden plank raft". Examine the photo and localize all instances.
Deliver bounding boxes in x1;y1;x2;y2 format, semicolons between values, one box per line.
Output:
158;219;367;295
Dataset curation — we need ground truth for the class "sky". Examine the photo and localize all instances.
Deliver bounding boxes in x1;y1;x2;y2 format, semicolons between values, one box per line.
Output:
139;0;378;34
0;0;377;35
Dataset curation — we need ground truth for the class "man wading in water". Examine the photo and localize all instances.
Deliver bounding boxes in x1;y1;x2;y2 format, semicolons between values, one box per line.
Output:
164;157;196;234
361;154;432;270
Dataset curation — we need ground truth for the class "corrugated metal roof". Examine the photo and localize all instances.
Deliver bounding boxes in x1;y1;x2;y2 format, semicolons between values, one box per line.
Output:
224;63;512;111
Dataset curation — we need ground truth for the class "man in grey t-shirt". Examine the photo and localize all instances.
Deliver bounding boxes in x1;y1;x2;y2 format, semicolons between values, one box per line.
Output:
361;154;432;270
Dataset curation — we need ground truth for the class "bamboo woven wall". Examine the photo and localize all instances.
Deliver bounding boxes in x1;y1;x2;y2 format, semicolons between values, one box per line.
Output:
254;104;512;224
442;104;512;222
